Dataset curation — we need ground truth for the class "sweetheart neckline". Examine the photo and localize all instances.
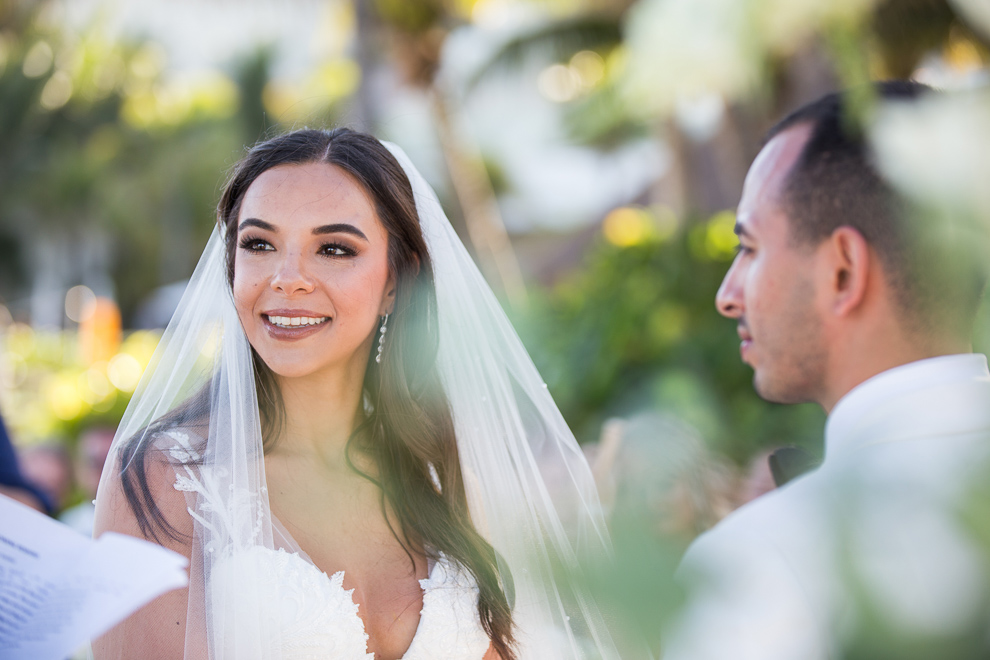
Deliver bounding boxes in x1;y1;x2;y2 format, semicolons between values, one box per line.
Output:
256;545;467;660
268;512;439;653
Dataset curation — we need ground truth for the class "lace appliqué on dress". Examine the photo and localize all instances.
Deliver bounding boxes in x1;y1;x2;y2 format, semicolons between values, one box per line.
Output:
404;557;491;660
210;546;373;660
168;429;266;555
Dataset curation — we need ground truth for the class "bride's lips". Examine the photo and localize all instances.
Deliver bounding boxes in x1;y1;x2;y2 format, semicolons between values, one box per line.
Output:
261;309;331;341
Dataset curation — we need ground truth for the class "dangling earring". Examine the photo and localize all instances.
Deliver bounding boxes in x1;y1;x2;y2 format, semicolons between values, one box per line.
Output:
375;314;389;364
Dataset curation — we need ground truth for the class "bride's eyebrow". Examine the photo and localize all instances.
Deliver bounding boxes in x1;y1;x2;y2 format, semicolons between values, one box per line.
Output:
237;218;368;242
239;218;276;233
312;223;368;241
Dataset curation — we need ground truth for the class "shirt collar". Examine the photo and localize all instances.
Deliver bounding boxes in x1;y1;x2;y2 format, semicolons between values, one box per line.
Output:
824;354;990;457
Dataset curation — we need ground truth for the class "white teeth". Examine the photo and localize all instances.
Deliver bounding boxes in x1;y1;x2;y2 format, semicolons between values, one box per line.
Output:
266;315;329;328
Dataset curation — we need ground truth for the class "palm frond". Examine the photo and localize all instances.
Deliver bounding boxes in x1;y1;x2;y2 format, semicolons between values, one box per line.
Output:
467;14;622;91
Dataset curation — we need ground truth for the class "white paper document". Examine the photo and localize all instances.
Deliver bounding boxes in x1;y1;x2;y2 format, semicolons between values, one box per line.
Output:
0;494;188;660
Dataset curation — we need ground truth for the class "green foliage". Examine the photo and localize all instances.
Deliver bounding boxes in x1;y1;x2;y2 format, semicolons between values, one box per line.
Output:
0;2;279;320
467;14;623;90
562;72;651;149
516;211;825;464
374;0;445;33
2;325;160;443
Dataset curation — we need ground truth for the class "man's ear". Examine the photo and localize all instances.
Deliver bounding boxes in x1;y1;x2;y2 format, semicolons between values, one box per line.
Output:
823;226;871;318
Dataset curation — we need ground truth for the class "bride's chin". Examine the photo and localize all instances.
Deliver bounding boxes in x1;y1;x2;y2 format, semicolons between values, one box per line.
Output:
258;353;356;382
250;340;373;383
262;360;322;381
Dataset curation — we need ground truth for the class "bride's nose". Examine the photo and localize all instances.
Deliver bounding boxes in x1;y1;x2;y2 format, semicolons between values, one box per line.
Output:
270;251;316;295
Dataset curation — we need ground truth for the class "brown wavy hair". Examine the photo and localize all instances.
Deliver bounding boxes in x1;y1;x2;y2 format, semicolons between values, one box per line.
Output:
121;128;515;658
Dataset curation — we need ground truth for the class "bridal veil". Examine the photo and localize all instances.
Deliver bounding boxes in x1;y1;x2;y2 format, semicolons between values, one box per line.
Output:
96;139;624;659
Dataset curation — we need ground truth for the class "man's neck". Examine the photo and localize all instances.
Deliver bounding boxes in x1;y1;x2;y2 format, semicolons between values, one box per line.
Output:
820;336;971;413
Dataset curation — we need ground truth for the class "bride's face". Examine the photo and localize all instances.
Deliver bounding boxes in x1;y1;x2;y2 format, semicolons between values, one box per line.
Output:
232;161;394;380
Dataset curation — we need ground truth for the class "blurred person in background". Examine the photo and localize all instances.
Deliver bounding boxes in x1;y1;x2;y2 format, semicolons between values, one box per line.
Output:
60;425;115;536
664;80;990;659
591;415;738;540
94;129;625;660
19;440;73;514
0;407;51;512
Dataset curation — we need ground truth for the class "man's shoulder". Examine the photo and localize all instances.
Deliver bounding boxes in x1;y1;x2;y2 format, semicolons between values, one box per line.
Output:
668;473;838;660
683;471;831;575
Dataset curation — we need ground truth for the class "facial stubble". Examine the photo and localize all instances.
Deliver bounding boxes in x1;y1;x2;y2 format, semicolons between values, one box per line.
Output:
752;275;827;405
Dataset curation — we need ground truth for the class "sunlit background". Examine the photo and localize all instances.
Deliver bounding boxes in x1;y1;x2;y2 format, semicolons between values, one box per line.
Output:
1;0;989;651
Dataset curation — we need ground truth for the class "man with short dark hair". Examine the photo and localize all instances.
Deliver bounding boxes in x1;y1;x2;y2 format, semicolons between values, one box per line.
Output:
663;82;990;659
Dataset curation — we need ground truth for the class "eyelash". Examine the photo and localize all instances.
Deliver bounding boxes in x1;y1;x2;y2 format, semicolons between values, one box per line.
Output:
238;236;273;252
237;235;357;258
320;242;356;257
735;244;753;256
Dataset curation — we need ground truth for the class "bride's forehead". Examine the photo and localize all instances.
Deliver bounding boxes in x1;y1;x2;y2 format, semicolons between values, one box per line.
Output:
240;162;379;226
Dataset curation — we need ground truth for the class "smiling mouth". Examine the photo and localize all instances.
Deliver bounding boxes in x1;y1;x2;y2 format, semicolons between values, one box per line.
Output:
265;315;330;329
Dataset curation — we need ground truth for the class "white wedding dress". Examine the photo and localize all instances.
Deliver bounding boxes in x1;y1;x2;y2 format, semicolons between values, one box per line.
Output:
208;548;489;660
167;429;490;660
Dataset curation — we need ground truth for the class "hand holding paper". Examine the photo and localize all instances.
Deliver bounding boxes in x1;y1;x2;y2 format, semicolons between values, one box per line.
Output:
0;494;188;660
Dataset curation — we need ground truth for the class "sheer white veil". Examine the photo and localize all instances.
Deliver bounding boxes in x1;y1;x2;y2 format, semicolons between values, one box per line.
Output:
96;136;624;659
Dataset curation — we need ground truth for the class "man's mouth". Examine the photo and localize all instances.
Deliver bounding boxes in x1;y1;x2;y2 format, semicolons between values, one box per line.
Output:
737;324;753;359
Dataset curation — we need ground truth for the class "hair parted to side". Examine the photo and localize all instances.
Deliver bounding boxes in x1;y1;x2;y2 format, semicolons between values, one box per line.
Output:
766;80;988;339
123;128;516;659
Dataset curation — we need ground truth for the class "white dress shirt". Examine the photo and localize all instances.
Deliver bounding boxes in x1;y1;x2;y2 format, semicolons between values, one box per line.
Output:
663;354;990;660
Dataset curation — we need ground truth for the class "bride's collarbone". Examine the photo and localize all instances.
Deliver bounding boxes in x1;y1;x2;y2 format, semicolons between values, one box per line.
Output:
267;449;376;505
267;465;390;533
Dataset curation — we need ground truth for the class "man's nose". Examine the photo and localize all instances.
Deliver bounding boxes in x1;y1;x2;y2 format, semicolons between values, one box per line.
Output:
271;252;316;295
715;263;743;319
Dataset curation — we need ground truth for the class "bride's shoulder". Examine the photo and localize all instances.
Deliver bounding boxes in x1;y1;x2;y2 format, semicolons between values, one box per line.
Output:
94;423;207;555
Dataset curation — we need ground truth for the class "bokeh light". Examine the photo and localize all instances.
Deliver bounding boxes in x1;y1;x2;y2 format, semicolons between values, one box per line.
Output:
39;69;72;109
65;285;97;323
538;63;581;103
703;211;738;260
45;371;87;421
22;40;53;78
603;207;652;247
570;50;606;88
107;353;142;393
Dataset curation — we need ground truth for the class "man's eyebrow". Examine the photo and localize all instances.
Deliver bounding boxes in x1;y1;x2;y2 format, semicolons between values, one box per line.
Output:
312;223;368;241
734;222;752;238
239;218;276;233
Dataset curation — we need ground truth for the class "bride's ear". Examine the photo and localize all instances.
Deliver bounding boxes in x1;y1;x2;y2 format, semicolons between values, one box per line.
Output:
380;270;397;315
379;253;420;315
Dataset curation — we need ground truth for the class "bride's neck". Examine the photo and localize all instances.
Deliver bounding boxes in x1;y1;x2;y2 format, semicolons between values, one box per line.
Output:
270;361;368;470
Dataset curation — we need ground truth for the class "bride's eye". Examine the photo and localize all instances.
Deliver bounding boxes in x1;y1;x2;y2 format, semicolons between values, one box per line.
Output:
320;242;356;258
239;236;274;252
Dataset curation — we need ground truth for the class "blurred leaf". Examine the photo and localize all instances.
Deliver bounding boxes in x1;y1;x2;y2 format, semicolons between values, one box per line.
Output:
468;14;622;90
